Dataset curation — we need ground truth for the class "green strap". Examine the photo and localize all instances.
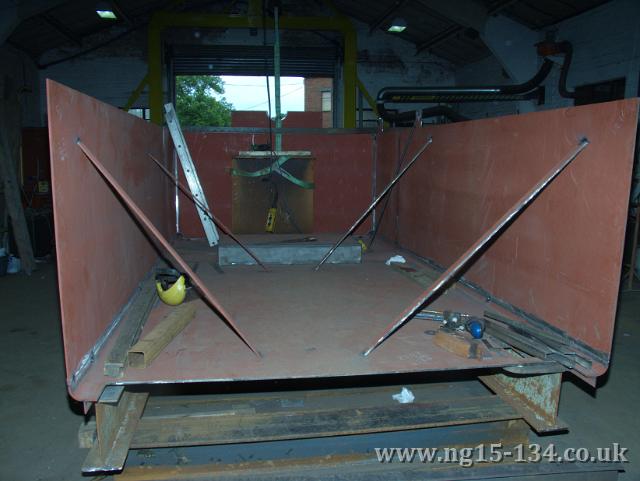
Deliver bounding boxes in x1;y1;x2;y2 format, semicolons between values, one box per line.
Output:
230;156;315;189
275;166;315;189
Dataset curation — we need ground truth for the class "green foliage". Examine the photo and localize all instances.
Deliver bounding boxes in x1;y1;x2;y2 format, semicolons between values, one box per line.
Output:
175;75;233;126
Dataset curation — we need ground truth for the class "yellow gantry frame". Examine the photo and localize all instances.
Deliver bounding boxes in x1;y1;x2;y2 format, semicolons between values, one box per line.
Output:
147;10;358;127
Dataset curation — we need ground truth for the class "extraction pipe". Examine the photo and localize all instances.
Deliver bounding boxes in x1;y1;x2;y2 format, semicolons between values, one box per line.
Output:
537;40;577;99
380;105;470;124
377;57;555;125
558;42;577;98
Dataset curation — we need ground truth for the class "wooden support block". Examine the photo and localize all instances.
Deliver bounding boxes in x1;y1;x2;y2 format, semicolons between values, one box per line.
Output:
104;274;158;377
128;302;196;368
434;329;484;359
78;421;97;449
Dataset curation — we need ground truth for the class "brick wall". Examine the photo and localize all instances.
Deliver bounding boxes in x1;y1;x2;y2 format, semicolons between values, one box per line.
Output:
304;78;333;127
231;110;322;128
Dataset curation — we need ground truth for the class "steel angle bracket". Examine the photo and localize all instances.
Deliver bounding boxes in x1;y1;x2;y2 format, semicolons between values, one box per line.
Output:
82;390;148;473
480;372;567;433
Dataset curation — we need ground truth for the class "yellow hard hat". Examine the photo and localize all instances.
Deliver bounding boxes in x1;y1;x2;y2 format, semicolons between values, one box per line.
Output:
156;275;186;306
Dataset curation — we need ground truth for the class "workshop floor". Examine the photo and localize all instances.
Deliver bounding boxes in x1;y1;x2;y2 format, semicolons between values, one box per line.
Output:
0;260;638;480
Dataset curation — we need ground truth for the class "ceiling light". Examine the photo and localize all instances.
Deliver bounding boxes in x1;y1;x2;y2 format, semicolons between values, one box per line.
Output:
96;1;117;19
388;17;407;33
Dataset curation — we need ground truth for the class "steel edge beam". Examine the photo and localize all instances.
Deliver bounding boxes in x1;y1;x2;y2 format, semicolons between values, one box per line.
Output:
479;372;567;434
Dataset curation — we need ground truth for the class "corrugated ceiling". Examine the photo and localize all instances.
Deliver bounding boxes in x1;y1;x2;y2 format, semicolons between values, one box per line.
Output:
7;0;611;66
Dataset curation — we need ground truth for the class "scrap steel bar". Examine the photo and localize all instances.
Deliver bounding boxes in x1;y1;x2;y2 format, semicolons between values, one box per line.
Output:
148;153;269;271
363;138;590;356
76;140;259;357
314;136;432;270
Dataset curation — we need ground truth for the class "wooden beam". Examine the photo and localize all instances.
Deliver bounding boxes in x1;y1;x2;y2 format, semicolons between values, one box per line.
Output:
0;75;35;274
368;0;408;34
415;0;518;54
417;0;488;31
415;24;462;54
434;329;484;359
111;0;134;25
40;12;82;47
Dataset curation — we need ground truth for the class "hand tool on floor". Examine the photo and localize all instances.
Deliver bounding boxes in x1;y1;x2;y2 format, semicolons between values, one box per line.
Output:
363;138;590;356
416;310;485;339
148;153;269;272
251;236;317;246
314;137;433;270
282;236;317;243
78;140;260;357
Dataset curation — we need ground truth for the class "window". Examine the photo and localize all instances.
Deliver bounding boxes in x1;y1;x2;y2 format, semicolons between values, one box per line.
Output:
128;108;150;120
321;90;332;112
574;78;626;106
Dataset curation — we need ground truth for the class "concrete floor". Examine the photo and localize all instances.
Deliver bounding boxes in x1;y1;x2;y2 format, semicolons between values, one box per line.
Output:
0;260;638;480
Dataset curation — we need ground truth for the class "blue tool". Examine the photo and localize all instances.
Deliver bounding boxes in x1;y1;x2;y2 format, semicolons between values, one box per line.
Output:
465;318;485;339
417;309;485;339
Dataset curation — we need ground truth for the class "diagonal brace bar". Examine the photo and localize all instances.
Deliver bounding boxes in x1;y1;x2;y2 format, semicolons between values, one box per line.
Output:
368;114;420;249
148;153;269;272
363;138;590;356
315;137;432;270
76;140;259;357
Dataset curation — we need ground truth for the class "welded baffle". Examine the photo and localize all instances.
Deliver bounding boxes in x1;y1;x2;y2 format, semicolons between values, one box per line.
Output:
77;140;259;356
315;137;433;270
164;103;219;246
364;138;590;356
